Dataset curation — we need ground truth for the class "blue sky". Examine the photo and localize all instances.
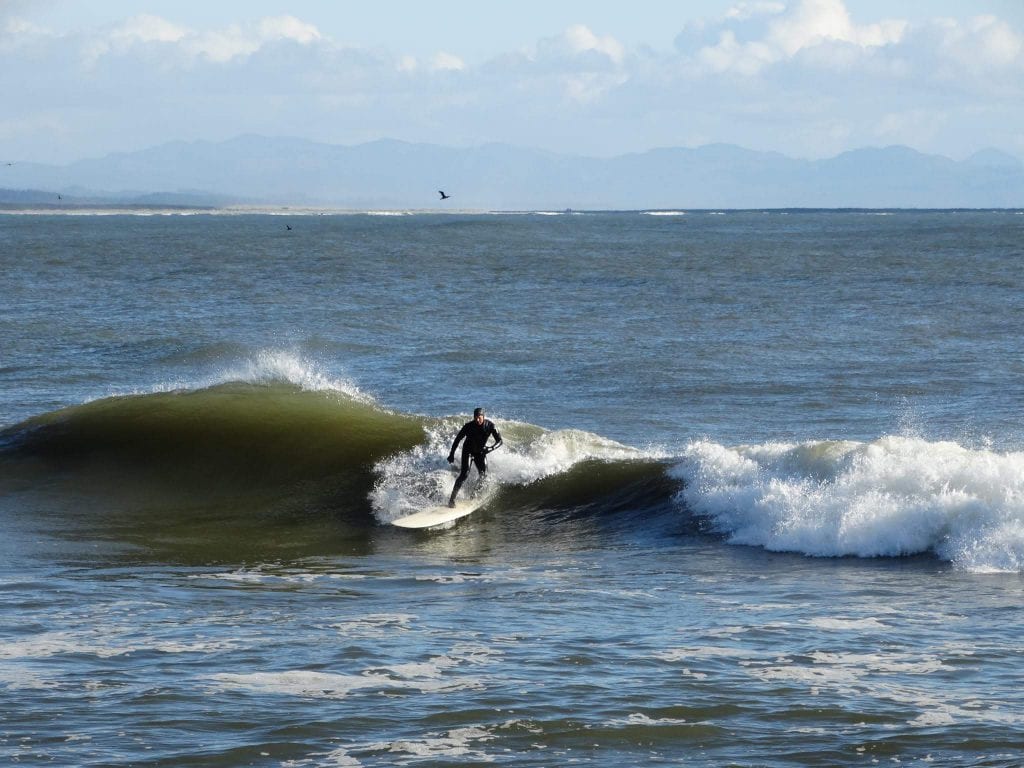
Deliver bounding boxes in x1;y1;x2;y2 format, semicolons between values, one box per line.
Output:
2;1;1023;163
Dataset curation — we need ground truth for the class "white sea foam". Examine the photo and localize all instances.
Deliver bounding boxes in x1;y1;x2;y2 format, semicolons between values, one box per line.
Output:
606;713;689;727
655;646;753;662
281;747;362;767
210;667;481;699
909;710;957;727
672;436;1024;572
0;665;64;690
330;613;416;638
807;617;888;631
642;210;687;216
367;726;494;761
657;644;949;685
189;567;323;585
370;417;656;522
211;670;392;698
734;646;1024;727
0;628;241;660
210;643;499;700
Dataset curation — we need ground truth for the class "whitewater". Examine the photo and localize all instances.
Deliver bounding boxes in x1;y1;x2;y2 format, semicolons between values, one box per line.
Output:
2;210;1023;766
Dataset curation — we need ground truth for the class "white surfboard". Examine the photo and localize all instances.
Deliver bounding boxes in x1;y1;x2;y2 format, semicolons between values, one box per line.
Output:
391;498;485;529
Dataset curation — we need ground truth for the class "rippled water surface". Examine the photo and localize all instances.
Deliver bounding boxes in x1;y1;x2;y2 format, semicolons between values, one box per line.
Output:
2;210;1024;766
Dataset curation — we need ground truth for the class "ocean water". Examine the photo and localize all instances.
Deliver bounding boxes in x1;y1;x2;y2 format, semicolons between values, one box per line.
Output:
2;209;1024;766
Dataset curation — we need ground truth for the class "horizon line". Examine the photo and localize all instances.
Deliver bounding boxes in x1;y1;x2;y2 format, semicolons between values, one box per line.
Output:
1;204;1022;216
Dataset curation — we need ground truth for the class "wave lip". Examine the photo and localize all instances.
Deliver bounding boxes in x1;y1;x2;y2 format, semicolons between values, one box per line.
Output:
188;349;371;401
672;436;1024;572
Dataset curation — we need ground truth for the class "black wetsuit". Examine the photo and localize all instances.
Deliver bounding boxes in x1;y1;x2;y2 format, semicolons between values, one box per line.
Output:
448;418;502;504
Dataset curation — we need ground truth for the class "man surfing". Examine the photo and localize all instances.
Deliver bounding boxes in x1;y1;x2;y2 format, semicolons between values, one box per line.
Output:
447;407;502;507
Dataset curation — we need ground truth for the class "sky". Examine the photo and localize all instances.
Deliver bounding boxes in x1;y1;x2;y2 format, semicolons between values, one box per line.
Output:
1;0;1023;164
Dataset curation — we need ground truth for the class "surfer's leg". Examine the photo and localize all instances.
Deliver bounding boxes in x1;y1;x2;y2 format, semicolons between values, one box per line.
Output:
471;453;487;497
450;450;471;506
449;474;465;506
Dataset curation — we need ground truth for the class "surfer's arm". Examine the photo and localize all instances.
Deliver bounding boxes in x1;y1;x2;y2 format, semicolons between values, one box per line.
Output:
448;425;467;460
487;427;503;452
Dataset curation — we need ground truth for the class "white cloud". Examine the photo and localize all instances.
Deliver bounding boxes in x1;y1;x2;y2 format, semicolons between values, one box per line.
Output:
938;15;1023;71
698;29;774;75
693;0;906;75
726;2;786;22
0;2;1022;163
492;24;630;105
530;24;627;69
564;71;630;104
79;14;324;66
258;15;320;45
2;15;49;40
185;25;259;63
81;15;187;64
564;24;625;64
429;51;464;71
112;14;187;44
874;109;947;144
768;0;904;56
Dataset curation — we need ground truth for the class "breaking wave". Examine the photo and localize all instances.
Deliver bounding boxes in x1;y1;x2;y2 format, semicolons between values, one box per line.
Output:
672;436;1024;573
0;355;673;553
2;352;1023;572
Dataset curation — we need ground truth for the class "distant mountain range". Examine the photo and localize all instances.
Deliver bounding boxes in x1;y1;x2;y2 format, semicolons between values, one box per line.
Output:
2;135;1023;209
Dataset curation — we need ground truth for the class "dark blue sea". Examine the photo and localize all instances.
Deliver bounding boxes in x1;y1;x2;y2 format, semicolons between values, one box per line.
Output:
2;208;1024;766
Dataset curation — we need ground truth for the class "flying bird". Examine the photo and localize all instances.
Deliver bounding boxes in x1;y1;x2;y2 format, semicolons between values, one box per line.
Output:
438;190;451;200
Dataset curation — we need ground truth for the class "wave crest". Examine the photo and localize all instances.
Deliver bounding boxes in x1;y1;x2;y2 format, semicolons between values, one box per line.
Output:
171;348;371;401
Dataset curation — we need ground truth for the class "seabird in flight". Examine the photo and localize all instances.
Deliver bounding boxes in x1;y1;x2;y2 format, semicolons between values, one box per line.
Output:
438;190;451;200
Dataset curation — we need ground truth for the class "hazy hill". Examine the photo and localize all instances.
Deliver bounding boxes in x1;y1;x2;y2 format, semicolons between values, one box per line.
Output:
2;136;1022;209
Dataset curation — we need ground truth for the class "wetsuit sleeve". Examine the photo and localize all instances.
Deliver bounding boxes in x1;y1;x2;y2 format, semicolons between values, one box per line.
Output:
450;424;468;455
490;424;503;450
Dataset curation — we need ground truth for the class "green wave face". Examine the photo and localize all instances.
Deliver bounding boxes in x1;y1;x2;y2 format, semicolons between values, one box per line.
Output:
3;383;425;490
0;385;426;559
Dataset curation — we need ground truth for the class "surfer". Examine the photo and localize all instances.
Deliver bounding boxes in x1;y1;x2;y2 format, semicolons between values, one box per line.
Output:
447;407;502;507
